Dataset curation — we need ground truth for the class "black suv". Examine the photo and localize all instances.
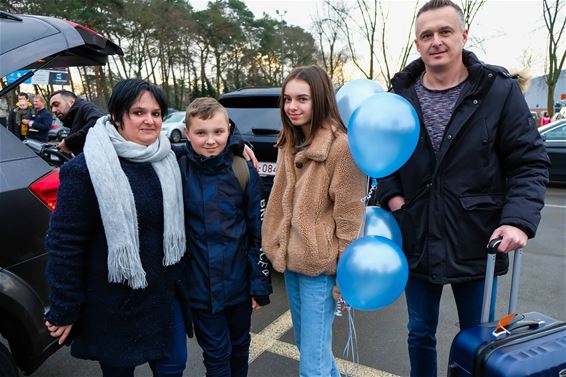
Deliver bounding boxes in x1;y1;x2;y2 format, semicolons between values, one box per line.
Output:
0;11;121;376
218;88;281;198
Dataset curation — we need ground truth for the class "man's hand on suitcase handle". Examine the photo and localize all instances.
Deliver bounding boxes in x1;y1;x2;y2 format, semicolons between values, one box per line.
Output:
489;225;528;253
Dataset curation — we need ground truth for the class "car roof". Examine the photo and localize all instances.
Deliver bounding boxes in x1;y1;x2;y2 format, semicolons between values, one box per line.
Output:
219;87;281;99
0;11;123;78
539;119;566;133
219;88;281;108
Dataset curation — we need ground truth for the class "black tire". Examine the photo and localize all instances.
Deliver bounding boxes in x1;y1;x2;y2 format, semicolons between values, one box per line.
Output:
0;343;19;377
170;129;182;144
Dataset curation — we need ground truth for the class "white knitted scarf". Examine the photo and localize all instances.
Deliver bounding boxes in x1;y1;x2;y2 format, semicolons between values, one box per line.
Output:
83;115;185;289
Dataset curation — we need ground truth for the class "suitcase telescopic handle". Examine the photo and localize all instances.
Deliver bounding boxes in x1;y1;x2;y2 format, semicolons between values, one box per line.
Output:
480;238;523;323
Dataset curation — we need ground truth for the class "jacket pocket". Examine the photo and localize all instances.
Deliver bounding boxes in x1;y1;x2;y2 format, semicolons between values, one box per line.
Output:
314;223;338;263
449;194;505;262
459;194;504;211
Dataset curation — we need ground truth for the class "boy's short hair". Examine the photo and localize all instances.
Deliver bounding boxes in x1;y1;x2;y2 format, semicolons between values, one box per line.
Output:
185;97;229;128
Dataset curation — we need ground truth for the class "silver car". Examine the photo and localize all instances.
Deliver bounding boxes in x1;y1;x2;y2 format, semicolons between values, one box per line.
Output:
161;111;185;143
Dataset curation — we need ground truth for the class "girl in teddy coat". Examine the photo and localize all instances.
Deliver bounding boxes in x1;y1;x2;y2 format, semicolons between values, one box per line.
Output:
262;65;367;377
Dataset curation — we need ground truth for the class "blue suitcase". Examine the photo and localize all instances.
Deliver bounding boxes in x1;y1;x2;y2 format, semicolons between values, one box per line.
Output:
448;240;566;377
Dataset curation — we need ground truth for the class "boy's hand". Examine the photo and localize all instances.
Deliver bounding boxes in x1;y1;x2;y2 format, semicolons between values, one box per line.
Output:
251;298;263;311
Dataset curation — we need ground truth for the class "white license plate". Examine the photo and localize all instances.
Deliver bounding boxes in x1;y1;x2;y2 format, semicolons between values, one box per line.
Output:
258;161;277;176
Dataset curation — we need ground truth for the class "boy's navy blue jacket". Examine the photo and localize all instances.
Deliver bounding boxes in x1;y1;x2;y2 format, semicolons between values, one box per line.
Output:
175;132;272;314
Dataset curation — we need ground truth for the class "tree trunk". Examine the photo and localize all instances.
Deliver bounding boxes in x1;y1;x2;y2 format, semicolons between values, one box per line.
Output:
547;82;556;117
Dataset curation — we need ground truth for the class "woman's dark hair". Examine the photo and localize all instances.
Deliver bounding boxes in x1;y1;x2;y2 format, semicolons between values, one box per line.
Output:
276;65;345;150
107;79;168;127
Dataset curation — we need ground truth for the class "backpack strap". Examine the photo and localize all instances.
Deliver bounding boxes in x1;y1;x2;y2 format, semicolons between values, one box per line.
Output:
232;156;249;192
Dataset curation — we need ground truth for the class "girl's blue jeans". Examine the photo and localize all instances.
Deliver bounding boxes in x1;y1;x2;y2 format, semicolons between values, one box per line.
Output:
284;270;340;377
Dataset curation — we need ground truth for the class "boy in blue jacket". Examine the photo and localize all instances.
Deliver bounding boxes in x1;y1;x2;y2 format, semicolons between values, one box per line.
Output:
177;97;272;377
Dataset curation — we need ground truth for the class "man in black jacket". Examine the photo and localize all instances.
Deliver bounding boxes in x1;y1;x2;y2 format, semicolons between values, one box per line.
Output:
49;90;105;155
375;1;549;376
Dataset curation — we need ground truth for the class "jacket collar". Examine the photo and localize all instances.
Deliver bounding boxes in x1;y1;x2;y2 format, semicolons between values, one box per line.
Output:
62;98;83;127
392;49;486;93
300;123;338;162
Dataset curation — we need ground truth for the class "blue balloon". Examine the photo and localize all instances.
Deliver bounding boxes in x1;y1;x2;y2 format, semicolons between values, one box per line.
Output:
336;79;384;128
348;92;420;178
337;236;408;311
364;206;402;248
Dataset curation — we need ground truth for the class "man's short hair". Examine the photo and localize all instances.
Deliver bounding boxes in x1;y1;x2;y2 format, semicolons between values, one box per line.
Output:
34;94;46;105
417;0;465;29
185;97;229;128
18;92;29;99
51;90;77;100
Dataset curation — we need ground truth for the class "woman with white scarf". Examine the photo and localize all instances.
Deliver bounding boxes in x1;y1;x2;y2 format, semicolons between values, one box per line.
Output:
44;79;188;377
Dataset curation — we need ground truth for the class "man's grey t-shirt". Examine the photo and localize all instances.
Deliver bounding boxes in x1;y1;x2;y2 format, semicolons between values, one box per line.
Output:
415;77;466;154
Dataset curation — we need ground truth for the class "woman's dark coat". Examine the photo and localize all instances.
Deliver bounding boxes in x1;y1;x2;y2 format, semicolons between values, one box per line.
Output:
45;154;185;367
376;50;549;284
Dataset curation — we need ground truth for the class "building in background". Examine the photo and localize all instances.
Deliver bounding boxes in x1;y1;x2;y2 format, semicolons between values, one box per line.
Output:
524;69;566;119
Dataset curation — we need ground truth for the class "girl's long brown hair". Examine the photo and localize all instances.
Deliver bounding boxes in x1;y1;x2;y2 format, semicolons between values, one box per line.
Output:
276;65;345;150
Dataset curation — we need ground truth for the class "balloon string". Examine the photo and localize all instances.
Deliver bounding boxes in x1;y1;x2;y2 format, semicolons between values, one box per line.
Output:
360;177;378;204
340;302;359;377
357;177;379;238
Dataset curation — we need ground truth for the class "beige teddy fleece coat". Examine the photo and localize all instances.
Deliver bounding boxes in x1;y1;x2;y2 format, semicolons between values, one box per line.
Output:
262;123;367;276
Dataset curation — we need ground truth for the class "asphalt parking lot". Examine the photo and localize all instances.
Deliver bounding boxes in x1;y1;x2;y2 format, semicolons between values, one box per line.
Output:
30;186;565;377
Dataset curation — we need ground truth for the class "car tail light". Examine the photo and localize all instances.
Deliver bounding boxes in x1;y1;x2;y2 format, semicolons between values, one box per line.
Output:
29;170;60;211
51;124;58;129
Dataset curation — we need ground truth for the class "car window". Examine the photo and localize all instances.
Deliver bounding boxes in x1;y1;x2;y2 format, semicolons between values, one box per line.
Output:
164;112;185;123
543;124;566;141
225;108;281;134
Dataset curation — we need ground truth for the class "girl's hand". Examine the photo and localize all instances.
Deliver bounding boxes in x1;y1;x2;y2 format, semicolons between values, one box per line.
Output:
332;285;341;301
242;145;259;170
251;298;263;311
45;321;73;345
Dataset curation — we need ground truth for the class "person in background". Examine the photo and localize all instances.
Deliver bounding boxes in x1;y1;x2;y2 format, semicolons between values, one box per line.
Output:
540;111;551;126
7;92;32;139
375;1;549;376
44;79;189;377
24;94;51;142
262;65;367;377
176;97;272;377
49;90;106;155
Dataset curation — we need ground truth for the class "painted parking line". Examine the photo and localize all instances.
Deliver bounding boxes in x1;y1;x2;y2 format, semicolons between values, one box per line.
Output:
249;310;294;362
250;310;400;377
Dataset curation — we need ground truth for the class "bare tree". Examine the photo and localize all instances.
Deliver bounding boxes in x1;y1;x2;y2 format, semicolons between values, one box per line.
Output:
312;3;349;85
460;0;486;30
543;0;566;117
325;0;379;80
324;0;418;89
376;1;419;90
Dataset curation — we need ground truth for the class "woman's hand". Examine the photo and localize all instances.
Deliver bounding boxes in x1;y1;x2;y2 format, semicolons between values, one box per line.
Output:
45;321;74;345
242;144;259;170
251;298;263;311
